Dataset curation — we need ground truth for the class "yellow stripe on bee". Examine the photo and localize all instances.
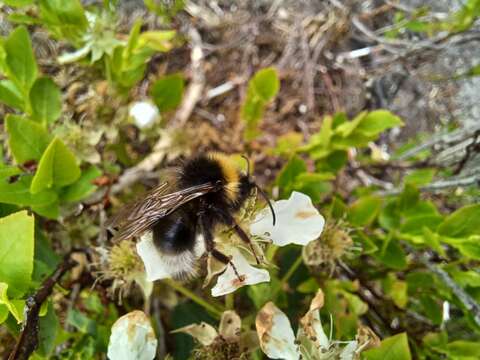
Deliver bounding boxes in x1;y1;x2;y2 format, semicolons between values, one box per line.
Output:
208;152;240;201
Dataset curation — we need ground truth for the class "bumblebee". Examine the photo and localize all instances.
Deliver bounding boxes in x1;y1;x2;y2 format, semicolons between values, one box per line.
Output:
107;153;275;279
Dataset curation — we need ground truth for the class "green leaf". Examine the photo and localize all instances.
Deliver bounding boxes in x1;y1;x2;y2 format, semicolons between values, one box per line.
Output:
444;236;480;260
32;201;59;219
348;196;382;226
400;215;443;235
362;333;411;360
383;274;408;308
60;166;101;202
355;110;403;136
150;73;184;112
419;295;442;325
398;184;419;213
335;111;366;137
271;131;303;156
138;30;176;52
39;0;88;43
377;236;407;270
3;26;38;93
249;67;280;102
446;341;480;358
5;114;52;163
36;302;59;357
276;155;306;196
0;166;21;181
241;67;279;140
30;137;81;193
0;80;24;110
29;77;62;125
0;283;25;323
0;211;34;297
2;0;34;6
437;204;480;238
0;176;57;207
0;304;8;324
404;168;436;186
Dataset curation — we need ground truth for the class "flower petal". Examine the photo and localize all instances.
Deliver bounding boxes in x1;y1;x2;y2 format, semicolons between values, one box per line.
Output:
136;233;171;281
219;310;242;342
171;322;218;346
299;289;329;350
211;249;270;297
340;341;358;360
250;191;325;246
107;310;157;360
129;101;159;128
256;302;299;360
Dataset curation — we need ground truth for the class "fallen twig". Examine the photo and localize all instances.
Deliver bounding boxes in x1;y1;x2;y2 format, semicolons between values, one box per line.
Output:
417;251;480;327
9;254;78;360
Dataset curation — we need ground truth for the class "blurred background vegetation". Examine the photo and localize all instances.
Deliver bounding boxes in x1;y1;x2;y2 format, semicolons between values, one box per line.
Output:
1;0;480;359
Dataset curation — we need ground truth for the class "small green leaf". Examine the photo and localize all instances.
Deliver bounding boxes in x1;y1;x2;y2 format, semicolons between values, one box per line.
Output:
0;166;21;181
276;155;306;196
29;77;62;125
355;110;403;136
0;176;57;207
446;340;480;358
0;283;25;323
377;237;407;270
0;80;24;110
437;204;480;238
3;0;34;6
0;304;8;324
60;166;101;203
335;111;366;138
30;137;81;194
398;184;419;213
404;168;436;186
0;211;34;297
362;333;411;360
250;67;280;102
348;196;382;226
32;201;59;219
241;67;280;140
150;73;184;112
271;131;303;156
5;114;52;163
3;26;38;93
138;30;176;52
36;302;59;357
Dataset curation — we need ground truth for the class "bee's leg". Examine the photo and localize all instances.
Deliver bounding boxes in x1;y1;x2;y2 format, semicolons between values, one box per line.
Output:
210;208;261;265
197;210;242;280
229;221;261;265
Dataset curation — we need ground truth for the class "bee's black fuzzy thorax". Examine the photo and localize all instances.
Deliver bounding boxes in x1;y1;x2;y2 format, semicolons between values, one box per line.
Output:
178;154;254;212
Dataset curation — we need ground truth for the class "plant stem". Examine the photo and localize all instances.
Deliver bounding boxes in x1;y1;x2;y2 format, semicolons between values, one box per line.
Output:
225;293;234;309
273;254;304;298
164;279;224;318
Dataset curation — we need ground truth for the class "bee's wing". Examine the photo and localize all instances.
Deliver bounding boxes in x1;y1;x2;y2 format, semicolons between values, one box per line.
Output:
107;182;217;241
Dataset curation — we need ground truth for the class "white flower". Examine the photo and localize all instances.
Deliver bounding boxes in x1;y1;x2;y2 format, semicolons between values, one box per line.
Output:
211;249;270;297
250;191;325;246
256;290;363;360
129;101;159;129
256;302;299;360
107;310;157;360
136;232;205;281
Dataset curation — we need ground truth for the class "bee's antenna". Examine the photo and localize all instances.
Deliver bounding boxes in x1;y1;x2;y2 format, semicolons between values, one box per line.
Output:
241;155;251;178
255;184;276;226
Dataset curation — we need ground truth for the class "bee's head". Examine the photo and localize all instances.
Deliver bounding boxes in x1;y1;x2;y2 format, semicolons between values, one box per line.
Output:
241;155;276;226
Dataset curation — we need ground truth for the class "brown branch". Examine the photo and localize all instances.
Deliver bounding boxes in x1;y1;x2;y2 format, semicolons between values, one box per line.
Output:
453;129;480;175
8;254;77;360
